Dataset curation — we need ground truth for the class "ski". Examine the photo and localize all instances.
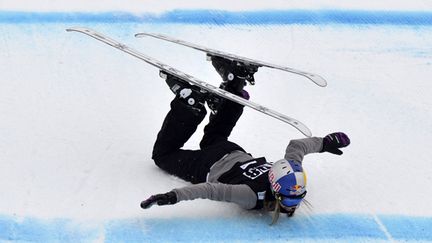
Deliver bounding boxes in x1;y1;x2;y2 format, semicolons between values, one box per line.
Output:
135;32;327;87
66;27;312;137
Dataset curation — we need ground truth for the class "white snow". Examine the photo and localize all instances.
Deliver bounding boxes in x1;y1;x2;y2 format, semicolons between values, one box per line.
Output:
1;22;431;222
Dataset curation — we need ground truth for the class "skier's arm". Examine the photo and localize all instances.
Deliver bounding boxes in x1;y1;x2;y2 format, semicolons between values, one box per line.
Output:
285;132;350;162
284;137;324;162
141;182;257;210
173;182;256;209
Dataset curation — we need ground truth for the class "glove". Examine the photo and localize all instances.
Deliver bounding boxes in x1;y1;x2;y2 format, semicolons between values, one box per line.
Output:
320;132;350;155
140;191;177;209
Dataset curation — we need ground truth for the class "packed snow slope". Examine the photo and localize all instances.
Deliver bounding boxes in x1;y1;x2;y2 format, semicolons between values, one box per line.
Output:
1;2;432;242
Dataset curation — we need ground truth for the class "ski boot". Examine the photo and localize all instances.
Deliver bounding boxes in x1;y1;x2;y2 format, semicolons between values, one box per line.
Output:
206;56;256;112
209;55;258;91
206;55;258;114
160;71;206;114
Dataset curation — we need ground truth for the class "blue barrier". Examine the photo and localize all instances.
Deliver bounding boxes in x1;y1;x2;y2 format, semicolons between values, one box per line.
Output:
1;214;431;242
1;10;432;25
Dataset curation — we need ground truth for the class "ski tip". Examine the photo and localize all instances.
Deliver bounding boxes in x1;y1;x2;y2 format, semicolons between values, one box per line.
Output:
305;73;327;87
66;27;91;33
282;118;312;137
315;76;328;87
135;33;151;38
298;125;312;137
288;118;312;137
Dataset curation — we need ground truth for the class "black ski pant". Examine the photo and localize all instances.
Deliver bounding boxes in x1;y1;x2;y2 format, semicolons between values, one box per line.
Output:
152;98;245;184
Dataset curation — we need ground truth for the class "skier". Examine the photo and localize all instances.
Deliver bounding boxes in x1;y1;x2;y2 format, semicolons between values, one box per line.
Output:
141;56;350;223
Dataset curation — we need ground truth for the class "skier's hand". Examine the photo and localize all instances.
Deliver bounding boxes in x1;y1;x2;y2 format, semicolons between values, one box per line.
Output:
140;191;177;209
320;132;350;155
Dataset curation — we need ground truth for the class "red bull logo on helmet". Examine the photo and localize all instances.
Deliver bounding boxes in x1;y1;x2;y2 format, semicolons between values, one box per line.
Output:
292;184;302;191
290;184;305;195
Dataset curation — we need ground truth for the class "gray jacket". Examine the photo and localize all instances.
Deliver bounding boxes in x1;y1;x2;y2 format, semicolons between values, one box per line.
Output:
172;137;323;209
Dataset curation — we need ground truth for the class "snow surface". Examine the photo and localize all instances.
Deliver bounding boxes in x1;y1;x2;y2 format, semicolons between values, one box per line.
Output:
1;2;432;242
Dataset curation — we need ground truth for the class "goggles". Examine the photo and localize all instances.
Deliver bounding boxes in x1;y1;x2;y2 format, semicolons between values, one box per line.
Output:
277;191;307;208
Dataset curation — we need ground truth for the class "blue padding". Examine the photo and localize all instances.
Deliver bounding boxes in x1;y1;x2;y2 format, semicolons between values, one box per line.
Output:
1;10;432;25
378;215;432;241
4;213;432;241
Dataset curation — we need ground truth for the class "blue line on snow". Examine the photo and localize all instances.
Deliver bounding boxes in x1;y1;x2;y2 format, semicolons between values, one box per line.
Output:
1;214;431;242
1;10;432;25
0;216;98;242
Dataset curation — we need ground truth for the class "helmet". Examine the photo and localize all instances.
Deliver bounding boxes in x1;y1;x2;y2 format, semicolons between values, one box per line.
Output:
268;159;307;208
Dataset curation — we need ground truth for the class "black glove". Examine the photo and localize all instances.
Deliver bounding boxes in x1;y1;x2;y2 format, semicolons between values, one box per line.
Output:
320;132;350;155
140;191;177;209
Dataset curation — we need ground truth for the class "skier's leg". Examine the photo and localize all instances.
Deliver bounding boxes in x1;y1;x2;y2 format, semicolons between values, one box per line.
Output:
152;97;239;184
152;97;206;159
151;71;213;183
199;98;245;149
153;72;208;158
153;143;243;184
151;97;211;184
200;56;253;149
152;68;251;183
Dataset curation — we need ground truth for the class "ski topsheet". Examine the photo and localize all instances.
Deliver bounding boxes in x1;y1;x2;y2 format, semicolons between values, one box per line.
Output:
135;32;327;87
66;27;312;137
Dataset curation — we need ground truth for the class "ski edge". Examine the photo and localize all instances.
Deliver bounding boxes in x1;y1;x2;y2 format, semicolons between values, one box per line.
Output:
66;27;312;137
135;32;327;87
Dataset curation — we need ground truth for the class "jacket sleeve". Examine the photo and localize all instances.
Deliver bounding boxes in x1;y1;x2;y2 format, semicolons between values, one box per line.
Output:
172;182;257;209
284;137;324;163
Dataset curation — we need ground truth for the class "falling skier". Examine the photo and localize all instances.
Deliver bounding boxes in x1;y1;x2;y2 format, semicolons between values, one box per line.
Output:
141;56;350;223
